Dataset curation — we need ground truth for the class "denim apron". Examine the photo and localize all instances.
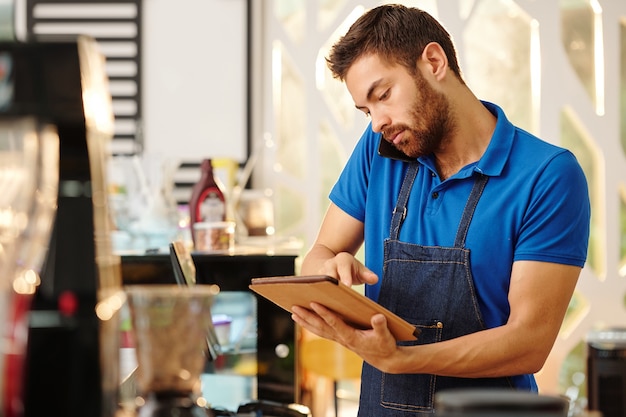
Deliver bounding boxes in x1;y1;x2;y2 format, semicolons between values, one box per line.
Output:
358;163;512;417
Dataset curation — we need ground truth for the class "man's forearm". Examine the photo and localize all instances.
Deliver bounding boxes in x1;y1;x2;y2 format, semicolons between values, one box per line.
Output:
300;244;337;275
383;323;550;378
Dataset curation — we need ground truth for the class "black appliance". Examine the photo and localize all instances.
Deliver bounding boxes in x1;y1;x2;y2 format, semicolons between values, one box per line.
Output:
434;388;569;417
0;37;122;417
587;328;626;417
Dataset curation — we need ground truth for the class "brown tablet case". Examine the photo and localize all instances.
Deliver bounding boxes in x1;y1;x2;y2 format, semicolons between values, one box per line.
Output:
249;275;419;341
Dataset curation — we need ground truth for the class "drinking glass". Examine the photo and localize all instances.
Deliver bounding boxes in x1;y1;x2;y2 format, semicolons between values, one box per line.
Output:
125;284;219;417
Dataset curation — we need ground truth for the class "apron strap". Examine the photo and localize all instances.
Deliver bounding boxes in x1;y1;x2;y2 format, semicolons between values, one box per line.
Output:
389;165;488;246
454;173;489;247
389;163;419;240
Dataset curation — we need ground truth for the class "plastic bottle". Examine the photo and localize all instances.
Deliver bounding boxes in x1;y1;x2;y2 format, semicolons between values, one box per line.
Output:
189;159;226;244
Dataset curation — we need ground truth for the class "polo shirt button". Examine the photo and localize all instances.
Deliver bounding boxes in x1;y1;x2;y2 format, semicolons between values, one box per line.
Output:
432;192;439;199
431;172;436;177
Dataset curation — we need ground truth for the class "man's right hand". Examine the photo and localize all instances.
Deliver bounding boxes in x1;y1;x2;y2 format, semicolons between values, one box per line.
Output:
319;251;378;287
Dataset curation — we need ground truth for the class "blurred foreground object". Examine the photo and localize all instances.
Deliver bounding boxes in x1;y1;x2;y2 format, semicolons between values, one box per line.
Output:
0;35;123;417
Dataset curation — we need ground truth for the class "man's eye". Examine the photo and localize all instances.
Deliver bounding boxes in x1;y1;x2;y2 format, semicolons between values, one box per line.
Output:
379;90;389;101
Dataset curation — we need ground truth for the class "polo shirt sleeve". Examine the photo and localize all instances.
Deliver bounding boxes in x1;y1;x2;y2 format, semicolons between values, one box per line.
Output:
329;124;378;223
514;150;590;267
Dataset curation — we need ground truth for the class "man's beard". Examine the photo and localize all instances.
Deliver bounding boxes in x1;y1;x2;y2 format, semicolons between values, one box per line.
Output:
383;71;453;159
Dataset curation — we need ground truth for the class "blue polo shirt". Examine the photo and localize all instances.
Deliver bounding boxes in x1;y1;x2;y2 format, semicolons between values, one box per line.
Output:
329;102;590;331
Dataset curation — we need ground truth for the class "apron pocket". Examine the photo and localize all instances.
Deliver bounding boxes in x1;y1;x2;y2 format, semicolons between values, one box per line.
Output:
397;319;443;346
380;319;443;413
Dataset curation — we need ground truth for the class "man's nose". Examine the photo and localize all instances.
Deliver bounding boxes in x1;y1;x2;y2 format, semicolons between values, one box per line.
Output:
371;111;390;133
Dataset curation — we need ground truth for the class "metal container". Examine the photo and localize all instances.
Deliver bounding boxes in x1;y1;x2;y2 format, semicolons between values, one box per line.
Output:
587;327;626;417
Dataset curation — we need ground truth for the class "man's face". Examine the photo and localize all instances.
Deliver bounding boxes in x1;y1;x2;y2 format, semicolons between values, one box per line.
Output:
345;53;452;158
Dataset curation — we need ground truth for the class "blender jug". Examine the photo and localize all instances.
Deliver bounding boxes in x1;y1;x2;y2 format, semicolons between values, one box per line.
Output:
125;284;219;417
0;116;59;417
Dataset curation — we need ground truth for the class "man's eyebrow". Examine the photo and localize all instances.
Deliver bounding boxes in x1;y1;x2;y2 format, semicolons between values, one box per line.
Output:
355;78;383;111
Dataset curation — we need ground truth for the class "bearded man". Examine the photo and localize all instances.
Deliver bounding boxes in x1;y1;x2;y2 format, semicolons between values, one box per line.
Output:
292;4;590;417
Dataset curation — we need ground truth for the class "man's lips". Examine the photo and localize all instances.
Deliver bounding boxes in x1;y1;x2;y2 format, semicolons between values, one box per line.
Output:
385;130;403;145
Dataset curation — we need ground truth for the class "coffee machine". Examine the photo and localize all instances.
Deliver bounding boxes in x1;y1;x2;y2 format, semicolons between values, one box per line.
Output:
0;36;123;417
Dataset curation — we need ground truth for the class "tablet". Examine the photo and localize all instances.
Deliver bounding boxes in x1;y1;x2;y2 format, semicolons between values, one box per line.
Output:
249;275;419;341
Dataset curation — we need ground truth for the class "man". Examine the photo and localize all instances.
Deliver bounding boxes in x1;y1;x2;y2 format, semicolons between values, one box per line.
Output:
291;4;590;416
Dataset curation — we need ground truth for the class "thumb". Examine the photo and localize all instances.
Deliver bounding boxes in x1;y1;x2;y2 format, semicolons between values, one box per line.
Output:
357;265;379;285
371;313;388;333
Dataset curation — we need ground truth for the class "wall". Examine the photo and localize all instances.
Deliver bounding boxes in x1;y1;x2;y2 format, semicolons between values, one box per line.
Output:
142;0;248;164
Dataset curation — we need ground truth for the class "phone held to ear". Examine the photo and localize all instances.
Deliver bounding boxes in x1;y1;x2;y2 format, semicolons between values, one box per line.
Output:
377;137;414;162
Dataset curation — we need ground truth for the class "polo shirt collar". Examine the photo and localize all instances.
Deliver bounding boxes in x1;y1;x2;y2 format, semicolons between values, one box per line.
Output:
473;101;514;177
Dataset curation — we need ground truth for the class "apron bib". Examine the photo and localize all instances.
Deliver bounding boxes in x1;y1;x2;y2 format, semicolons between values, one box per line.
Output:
358;163;512;417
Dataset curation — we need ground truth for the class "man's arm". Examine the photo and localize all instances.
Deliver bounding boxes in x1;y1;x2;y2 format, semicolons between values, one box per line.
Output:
300;203;377;287
396;260;580;377
293;259;580;378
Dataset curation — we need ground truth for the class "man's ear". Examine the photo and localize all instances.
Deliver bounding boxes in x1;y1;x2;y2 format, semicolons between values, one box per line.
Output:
420;42;448;80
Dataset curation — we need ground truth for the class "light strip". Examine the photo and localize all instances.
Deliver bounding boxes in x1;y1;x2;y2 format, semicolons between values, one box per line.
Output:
591;0;605;116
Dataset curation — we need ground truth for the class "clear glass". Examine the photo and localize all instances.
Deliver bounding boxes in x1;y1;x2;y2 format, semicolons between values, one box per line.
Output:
126;284;219;417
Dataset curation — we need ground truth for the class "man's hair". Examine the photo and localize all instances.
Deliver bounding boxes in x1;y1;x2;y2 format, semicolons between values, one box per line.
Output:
326;4;462;82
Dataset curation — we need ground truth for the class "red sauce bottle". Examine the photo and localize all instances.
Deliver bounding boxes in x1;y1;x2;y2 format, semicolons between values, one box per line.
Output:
188;159;226;244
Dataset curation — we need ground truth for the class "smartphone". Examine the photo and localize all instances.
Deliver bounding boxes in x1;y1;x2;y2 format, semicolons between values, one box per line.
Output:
377;137;414;162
